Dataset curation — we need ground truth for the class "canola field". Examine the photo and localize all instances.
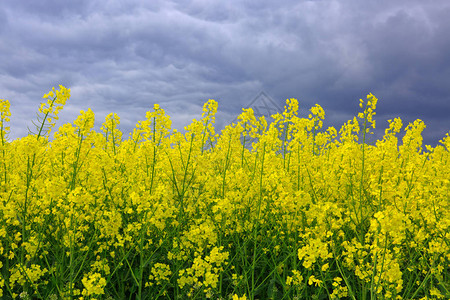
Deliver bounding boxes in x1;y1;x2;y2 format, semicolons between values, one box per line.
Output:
0;86;449;299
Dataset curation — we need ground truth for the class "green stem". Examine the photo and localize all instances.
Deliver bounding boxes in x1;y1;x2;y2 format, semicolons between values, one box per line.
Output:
251;142;265;300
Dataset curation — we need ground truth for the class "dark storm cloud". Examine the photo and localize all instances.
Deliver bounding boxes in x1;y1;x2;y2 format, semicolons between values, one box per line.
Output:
0;0;449;146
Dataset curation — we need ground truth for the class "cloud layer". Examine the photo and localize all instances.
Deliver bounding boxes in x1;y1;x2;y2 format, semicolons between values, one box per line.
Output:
1;0;449;146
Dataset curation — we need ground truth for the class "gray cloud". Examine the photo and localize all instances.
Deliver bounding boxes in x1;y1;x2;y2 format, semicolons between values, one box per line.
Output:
1;0;449;146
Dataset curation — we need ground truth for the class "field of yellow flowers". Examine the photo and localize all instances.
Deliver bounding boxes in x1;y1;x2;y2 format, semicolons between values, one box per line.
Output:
0;86;449;299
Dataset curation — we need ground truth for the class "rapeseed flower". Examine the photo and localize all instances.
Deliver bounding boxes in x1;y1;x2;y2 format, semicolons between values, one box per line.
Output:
0;90;448;299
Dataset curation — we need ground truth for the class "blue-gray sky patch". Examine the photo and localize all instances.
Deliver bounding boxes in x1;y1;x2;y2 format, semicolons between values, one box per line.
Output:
1;0;449;146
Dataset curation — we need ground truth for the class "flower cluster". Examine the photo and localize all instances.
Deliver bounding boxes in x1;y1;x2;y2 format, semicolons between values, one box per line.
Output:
0;88;448;299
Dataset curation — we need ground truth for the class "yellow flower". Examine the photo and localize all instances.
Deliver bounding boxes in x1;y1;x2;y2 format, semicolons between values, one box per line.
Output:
81;273;107;297
232;294;248;300
308;275;322;287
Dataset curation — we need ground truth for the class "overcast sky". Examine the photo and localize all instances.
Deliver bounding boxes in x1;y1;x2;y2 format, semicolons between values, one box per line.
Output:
1;0;449;146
